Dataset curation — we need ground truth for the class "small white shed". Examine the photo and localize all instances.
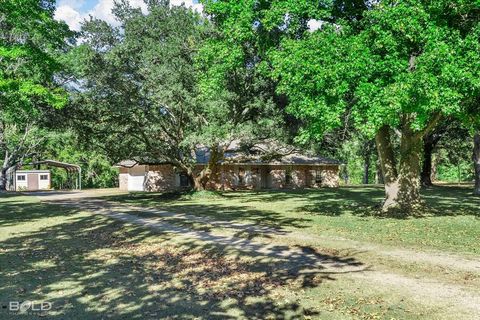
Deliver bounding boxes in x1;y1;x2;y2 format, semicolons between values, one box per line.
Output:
15;170;51;191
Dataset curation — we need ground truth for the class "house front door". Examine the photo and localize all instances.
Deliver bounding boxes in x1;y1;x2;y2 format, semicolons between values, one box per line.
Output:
27;174;39;191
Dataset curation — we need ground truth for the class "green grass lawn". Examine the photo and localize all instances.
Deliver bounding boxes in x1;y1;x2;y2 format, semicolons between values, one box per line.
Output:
0;187;479;319
106;185;480;255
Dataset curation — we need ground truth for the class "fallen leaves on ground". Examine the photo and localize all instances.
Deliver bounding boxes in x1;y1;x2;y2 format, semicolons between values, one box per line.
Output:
115;242;287;300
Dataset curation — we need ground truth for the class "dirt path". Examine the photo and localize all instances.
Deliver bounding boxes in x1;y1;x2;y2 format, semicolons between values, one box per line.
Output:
37;191;480;318
353;270;480;316
44;196;366;274
288;232;480;273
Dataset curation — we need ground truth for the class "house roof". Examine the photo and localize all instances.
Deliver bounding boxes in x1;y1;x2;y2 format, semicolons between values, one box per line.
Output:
114;160;140;168
220;152;340;166
114;159;171;168
117;150;339;167
195;142;340;165
115;139;340;167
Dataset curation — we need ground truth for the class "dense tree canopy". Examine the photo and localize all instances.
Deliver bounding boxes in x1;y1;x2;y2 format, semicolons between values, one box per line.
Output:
72;1;283;189
0;0;72;190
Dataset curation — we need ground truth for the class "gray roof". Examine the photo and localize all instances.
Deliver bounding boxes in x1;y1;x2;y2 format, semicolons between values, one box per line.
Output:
114;160;140;168
116;143;340;167
221;152;340;166
31;160;81;170
114;158;173;167
266;153;340;165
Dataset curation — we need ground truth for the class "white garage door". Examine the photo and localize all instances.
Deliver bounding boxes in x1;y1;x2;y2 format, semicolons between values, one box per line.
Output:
128;166;146;191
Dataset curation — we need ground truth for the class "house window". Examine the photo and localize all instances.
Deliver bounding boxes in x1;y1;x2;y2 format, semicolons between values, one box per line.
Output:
17;175;26;181
315;170;323;184
179;173;190;187
40;175;49;181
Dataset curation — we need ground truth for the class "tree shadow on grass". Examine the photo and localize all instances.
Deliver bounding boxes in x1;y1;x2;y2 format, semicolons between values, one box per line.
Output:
289;186;480;218
106;191;186;203
421;185;480;217
0;199;80;227
103;187;384;221
151;203;311;230
290;187;384;217
0;200;366;319
47;196;313;239
105;190;228;206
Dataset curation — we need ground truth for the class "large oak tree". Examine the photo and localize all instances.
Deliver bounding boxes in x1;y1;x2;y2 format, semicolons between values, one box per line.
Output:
271;0;480;214
0;0;71;190
73;0;282;190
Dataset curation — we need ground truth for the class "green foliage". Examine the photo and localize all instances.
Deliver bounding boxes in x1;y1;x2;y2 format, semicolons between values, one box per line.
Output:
338;137;377;184
437;161;473;183
72;1;285;178
434;127;474;182
0;0;72;114
71;2;207;168
196;32;284;147
0;0;72;183
41;131;118;189
197;0;334;153
271;0;480;140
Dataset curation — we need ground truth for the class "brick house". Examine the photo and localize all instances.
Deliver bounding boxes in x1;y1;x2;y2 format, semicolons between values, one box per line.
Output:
116;149;340;192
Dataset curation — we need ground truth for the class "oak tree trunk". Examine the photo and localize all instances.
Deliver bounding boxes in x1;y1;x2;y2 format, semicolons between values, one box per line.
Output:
375;161;384;184
0;168;7;191
193;175;204;191
431;155;438;182
421;135;434;186
191;146;224;191
474;133;480;196
396;128;423;212
375;125;423;215
185;168;202;191
363;153;371;184
375;125;399;210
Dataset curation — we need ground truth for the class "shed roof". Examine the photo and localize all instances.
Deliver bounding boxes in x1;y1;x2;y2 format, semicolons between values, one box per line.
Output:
16;170;50;173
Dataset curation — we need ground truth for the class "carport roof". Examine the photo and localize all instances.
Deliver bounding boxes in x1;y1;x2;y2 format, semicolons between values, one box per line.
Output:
31;160;81;170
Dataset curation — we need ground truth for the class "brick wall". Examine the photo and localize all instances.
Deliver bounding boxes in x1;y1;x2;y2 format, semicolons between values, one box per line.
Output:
144;165;176;192
122;163;339;192
250;167;262;189
321;165;340;188
270;169;285;189
291;168;306;188
217;165;338;190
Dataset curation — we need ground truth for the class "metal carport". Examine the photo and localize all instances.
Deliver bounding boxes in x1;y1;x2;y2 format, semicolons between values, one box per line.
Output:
30;160;82;190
